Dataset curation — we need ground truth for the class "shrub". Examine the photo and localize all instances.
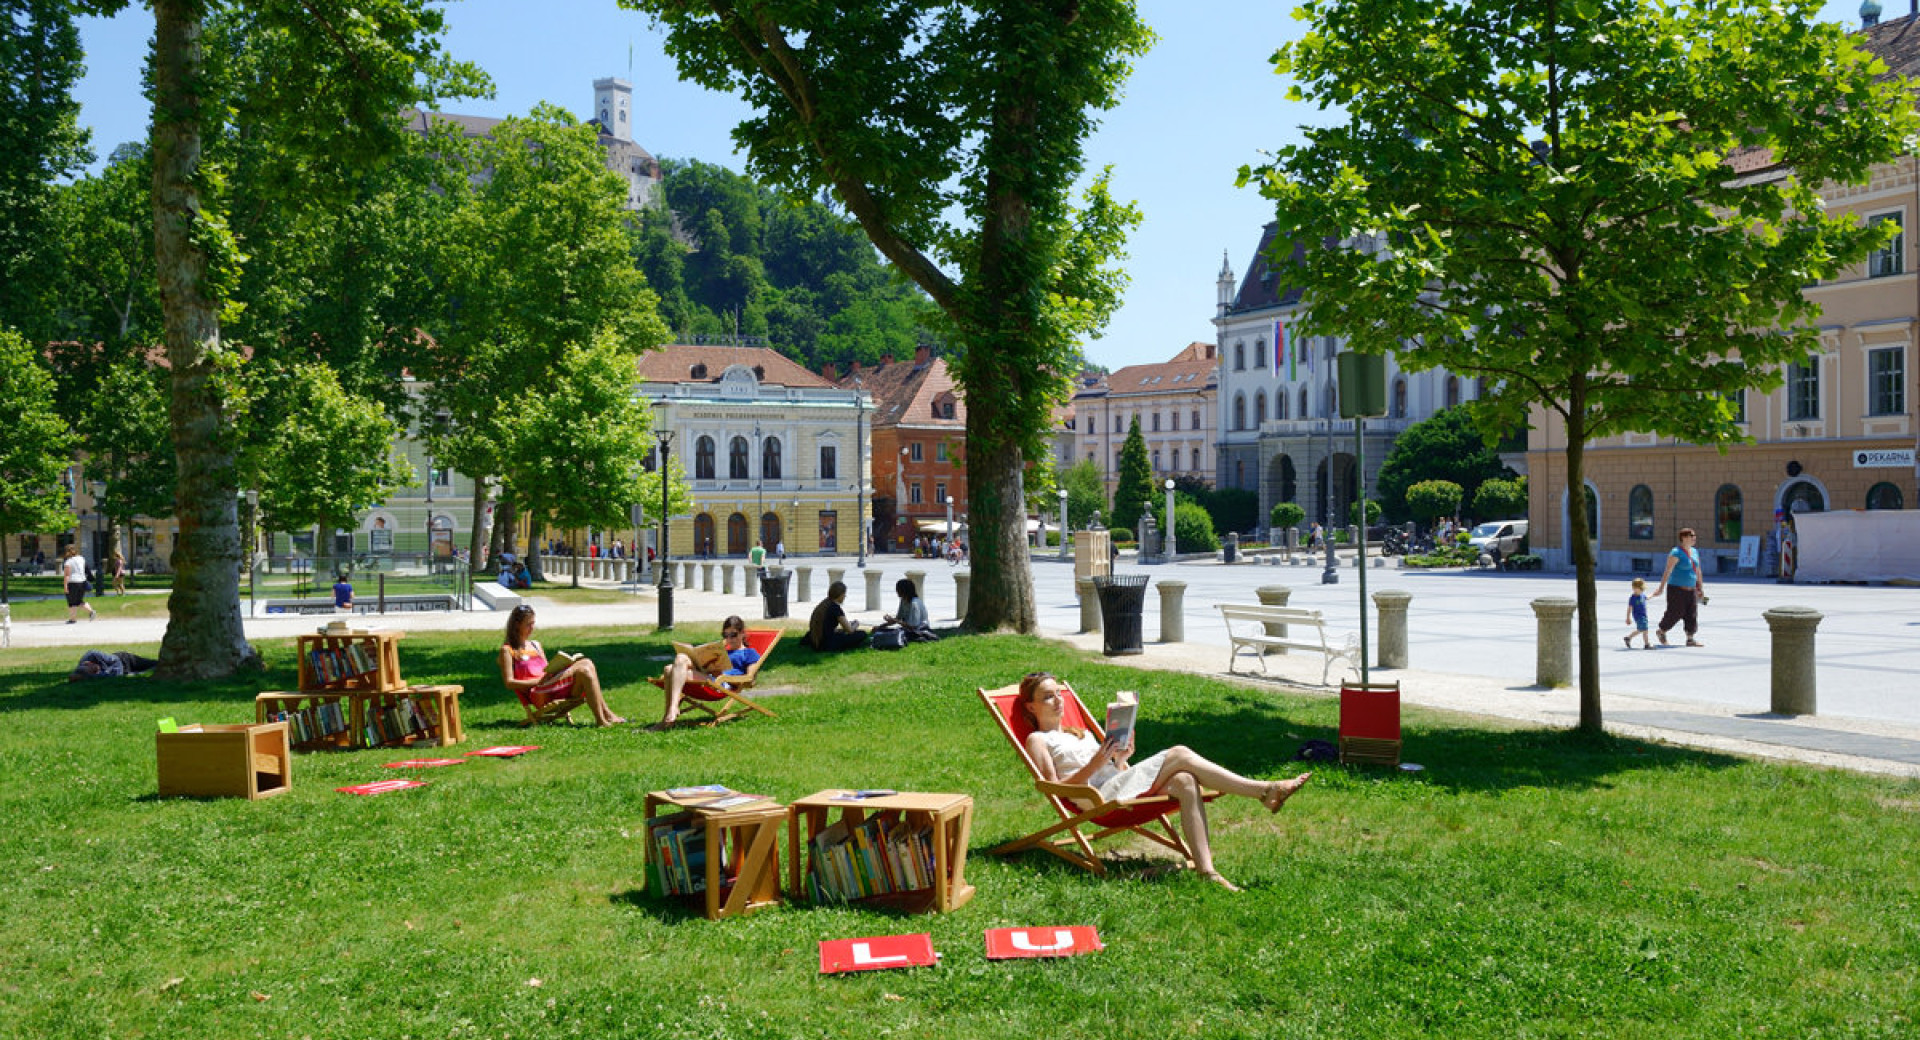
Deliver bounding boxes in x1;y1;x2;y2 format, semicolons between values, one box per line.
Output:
1270;501;1306;533
1173;500;1220;553
1473;477;1528;520
1109;527;1134;544
1349;499;1383;527
1407;479;1464;525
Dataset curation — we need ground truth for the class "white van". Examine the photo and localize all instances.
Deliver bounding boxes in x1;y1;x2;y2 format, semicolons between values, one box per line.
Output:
1468;520;1528;557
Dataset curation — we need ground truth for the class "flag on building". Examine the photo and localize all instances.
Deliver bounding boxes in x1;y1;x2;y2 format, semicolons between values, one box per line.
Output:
1274;319;1287;381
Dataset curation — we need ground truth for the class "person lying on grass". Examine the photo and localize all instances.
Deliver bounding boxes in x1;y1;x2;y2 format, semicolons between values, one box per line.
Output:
498;605;623;726
1017;671;1311;892
68;650;158;681
649;614;760;730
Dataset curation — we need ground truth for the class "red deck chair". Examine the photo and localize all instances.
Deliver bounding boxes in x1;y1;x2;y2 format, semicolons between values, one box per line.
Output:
979;682;1218;875
514;670;586;728
648;629;782;726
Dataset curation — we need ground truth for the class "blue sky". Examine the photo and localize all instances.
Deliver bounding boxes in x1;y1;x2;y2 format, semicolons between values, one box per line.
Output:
71;0;1869;370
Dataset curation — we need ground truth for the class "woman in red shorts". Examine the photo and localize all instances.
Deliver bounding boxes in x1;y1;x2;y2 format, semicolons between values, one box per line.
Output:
498;605;623;725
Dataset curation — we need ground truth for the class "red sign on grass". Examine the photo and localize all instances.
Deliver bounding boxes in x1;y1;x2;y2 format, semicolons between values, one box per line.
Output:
983;926;1104;960
382;758;466;769
818;934;937;974
463;746;540;758
336;779;428;796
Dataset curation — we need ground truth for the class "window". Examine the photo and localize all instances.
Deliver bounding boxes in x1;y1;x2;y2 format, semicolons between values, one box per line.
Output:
1445;376;1461;408
1191;409;1201;430
819;445;837;480
695;436;716;480
1782;480;1825;514
430;466;451;488
1232;394;1246;431
1254;392;1267;426
1298;387;1308;418
1151;450;1161;471
817;510;838;551
935;482;947;504
1171;448;1181;470
1151;412;1161;432
1723;388;1746;423
1714;485;1742;542
1392;379;1407;419
1867;482;1904;510
762;437;782;480
1277;392;1289;421
1869;347;1905;416
936;442;948;462
1869;212;1904;277
909;442;924;462
909;483;923;505
728;436;749;479
1170;411;1180;431
1112;415;1121;433
1628;485;1654;540
1254;338;1267;369
1234;342;1245;370
1787;361;1820;421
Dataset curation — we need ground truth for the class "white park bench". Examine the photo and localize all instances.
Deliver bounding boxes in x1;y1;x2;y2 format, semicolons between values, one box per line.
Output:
1216;603;1360;686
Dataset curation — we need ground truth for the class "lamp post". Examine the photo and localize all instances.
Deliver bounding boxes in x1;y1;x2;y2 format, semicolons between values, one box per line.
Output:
89;480;107;595
853;375;867;566
653;402;675;631
790;498;799;558
1164;478;1177;560
1057;488;1070;560
1322;376;1339;585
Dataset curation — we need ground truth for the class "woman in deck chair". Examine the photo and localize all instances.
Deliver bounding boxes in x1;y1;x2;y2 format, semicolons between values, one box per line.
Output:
1018;672;1312;891
499;605;624;726
649;615;760;730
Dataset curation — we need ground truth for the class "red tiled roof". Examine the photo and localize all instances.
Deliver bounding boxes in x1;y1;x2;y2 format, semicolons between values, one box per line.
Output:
638;344;834;388
835;353;963;426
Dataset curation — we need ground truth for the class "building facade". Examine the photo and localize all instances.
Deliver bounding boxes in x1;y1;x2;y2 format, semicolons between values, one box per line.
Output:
640;345;869;558
1525;12;1920;574
837;348;966;551
1214;228;1479;535
1068;343;1218;501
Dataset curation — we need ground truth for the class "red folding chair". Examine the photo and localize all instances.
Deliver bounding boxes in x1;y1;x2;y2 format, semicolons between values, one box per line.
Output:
649;629;782;726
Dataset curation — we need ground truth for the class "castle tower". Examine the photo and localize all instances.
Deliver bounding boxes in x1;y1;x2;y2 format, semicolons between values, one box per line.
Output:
593;77;633;143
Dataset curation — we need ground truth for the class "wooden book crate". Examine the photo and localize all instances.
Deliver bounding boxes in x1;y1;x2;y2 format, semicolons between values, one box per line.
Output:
296;631;406;694
354;685;464;749
157;722;291;800
642;791;786;920
787;790;975;913
255;692;355;751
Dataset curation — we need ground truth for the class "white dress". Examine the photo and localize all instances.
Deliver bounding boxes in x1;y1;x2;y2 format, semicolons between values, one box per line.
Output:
1037;729;1172;804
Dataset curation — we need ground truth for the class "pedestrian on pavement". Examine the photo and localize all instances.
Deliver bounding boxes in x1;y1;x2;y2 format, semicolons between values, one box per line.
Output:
1652;527;1707;647
1623;577;1652;648
62;546;95;623
111;551;127;595
749;538;767;576
776;539;785;563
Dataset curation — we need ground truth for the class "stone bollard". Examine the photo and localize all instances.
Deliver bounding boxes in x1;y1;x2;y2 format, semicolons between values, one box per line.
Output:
700;562;715;592
1373;557;1385;568
905;569;927;600
828;567;847;588
681;561;693;588
721;564;736;595
1764;607;1823;715
1076;578;1102;634
796;566;813;603
1156;580;1187;643
955;571;971;618
1531;597;1577;688
1255;585;1292;654
1373;589;1413;669
863;569;884;612
745;566;760;598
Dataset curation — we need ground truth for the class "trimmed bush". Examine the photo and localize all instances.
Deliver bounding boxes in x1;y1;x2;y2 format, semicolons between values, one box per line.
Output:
1270;501;1306;532
1173;500;1220;553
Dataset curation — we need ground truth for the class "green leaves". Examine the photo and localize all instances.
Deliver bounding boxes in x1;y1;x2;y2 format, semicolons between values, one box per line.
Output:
0;328;79;541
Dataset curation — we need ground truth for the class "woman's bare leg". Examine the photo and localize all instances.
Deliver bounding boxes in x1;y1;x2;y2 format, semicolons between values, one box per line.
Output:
651;654;694;729
1161;773;1235;889
575;661;621;725
1152;746;1312;813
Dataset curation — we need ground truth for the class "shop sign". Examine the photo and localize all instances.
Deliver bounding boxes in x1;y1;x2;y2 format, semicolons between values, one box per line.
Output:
1853;448;1915;468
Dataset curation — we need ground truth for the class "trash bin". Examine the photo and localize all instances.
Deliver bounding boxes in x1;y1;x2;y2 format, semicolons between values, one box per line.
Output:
1223;532;1239;565
1093;574;1149;657
761;568;791;619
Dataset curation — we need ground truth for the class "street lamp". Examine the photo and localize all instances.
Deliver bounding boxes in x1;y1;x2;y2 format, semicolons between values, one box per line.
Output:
89;480;106;595
853;375;868;567
790;498;800;558
1164;478;1177;560
753;421;765;553
1057;488;1070;560
1322;372;1340;586
653;401;675;631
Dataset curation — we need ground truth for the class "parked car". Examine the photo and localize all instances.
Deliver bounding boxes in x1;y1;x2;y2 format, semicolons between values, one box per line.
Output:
1468;520;1528;558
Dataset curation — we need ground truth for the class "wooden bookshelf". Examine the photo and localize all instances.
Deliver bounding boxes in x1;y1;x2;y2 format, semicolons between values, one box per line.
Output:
354;685;464;750
296;630;406;694
254;692;355;751
642;791;785;920
787;790;975;913
156;722;291;800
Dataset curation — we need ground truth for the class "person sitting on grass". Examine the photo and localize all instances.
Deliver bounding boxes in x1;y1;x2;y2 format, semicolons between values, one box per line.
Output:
68;649;158;681
1016;671;1312;892
877;577;936;643
498;605;624;726
805;580;867;652
649;614;760;730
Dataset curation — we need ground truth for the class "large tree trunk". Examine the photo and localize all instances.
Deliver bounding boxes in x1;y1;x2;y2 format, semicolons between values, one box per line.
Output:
467;479;491;571
964;438;1036;632
1566;384;1601;733
495;497;517;558
526;516;545;582
152;0;257;679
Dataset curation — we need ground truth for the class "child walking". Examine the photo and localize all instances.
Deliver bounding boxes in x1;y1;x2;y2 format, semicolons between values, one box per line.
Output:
1623;578;1652;648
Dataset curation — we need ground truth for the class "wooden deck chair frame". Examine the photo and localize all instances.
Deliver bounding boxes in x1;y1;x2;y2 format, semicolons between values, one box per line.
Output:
979;682;1218;875
515;683;585;727
648;628;782;727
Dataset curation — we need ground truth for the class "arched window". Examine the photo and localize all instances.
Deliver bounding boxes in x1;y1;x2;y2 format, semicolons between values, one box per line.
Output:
1254;338;1267;369
1325;384;1337;416
1392;378;1408;419
1299;386;1309;418
1233;394;1247;431
1234;342;1246;370
1277;391;1289;421
1445;376;1461;408
1171;448;1181;471
1628;484;1654;540
762;437;782;480
1254;391;1268;426
1867;481;1904;510
1714;485;1742;542
1782;480;1825;514
728;436;749;480
695;436;716;480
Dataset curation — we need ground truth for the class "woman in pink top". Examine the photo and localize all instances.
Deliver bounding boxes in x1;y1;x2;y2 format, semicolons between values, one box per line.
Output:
498;605;623;726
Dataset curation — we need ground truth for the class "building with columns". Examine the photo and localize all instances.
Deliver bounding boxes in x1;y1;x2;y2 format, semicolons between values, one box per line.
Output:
639;345;870;557
1213;225;1479;535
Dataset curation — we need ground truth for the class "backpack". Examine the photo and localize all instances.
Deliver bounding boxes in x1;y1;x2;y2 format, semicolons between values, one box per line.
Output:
871;627;908;651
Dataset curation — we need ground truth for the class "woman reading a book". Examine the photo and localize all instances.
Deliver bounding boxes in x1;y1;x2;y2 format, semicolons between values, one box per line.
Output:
499;605;624;726
649;615;759;730
1017;672;1311;891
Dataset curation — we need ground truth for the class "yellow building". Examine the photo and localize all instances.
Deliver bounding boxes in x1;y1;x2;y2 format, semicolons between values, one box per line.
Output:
638;344;870;558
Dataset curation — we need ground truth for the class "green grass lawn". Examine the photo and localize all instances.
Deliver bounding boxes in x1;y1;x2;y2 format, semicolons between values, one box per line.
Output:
2;578;174;621
1;627;1915;1039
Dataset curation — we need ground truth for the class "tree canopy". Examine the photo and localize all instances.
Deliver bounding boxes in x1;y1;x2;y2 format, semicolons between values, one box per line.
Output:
1111;416;1154;535
1373;408;1516;524
1244;0;1916;731
0;329;77;601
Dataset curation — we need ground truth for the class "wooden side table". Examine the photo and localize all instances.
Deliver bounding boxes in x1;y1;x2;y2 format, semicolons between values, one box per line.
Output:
642;791;785;920
787;790;975;913
156;722;292;800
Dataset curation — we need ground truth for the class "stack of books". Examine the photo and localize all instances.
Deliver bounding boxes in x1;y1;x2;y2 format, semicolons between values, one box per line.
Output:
360;694;441;747
647;812;728;895
270;701;348;746
807;815;936;902
308;643;377;685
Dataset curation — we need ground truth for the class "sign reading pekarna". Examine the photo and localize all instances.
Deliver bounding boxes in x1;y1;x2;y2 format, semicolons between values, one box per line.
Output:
1853;448;1915;468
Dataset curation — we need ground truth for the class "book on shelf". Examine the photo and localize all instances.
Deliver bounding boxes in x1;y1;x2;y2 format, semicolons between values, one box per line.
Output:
807;814;936;903
1103;691;1138;749
665;784;732;801
646;811;731;897
541;650;582;679
672;641;729;674
359;692;441;748
272;699;349;745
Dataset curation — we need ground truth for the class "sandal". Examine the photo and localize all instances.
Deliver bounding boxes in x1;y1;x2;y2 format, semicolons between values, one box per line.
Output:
1262;772;1312;813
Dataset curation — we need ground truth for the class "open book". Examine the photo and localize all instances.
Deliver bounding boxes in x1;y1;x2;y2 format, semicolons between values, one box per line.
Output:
672;640;729;674
1103;691;1138;749
541;650;583;679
